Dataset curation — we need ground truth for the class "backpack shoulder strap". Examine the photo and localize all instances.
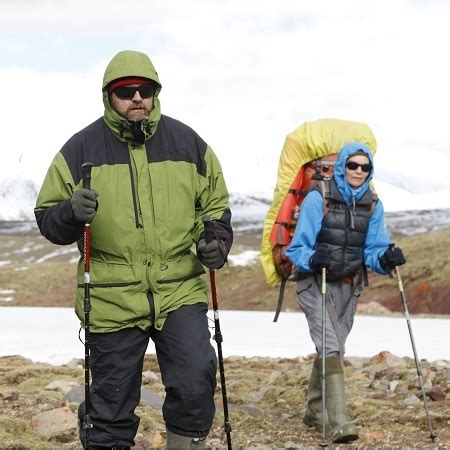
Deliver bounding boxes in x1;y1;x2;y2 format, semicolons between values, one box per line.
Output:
314;179;332;216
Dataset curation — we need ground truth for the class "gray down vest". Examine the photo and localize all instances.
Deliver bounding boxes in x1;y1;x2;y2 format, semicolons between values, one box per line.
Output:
314;179;377;281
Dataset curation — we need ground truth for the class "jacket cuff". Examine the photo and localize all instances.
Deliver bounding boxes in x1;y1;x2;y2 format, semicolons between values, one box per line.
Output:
61;199;83;225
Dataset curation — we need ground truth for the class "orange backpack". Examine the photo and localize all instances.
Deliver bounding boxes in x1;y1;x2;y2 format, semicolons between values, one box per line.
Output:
271;154;338;281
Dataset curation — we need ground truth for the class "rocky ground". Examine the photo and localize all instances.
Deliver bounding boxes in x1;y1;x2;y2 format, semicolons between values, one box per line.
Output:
0;351;448;449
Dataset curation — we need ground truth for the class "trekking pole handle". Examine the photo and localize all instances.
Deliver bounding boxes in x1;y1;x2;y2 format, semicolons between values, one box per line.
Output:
203;215;215;245
82;162;94;190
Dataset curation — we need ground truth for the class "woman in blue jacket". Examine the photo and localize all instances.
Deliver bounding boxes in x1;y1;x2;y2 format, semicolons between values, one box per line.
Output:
286;142;406;443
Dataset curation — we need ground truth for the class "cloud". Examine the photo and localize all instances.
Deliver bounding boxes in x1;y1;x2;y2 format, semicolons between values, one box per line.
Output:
1;0;450;195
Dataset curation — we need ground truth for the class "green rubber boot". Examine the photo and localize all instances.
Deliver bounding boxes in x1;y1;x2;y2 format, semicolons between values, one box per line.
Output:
325;356;359;443
166;429;206;449
303;357;329;432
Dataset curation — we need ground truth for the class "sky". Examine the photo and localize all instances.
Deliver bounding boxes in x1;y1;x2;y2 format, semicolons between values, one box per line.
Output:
2;307;449;365
2;0;450;196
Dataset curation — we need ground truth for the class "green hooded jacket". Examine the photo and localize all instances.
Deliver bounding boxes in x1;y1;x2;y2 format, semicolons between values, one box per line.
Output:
35;50;233;333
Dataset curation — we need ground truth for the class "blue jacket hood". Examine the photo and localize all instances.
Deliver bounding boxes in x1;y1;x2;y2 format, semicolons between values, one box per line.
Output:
333;142;374;204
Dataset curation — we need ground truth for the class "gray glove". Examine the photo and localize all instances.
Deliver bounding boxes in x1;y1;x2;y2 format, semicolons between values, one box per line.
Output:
70;188;98;223
197;238;226;270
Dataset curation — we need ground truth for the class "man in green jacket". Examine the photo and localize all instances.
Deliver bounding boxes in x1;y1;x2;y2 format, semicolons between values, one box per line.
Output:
35;50;233;450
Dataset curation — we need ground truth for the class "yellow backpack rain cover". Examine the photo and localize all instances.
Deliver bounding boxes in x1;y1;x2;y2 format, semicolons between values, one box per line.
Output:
261;118;377;287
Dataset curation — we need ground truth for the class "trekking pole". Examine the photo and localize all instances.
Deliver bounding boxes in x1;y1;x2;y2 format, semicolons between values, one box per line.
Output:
203;216;232;450
81;162;94;449
320;266;327;448
390;244;437;443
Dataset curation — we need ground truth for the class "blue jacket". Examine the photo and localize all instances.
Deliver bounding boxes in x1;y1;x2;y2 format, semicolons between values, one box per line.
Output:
285;142;391;275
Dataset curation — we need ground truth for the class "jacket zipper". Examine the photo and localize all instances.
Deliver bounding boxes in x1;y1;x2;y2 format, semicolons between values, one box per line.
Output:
147;290;155;322
350;196;356;229
128;160;143;229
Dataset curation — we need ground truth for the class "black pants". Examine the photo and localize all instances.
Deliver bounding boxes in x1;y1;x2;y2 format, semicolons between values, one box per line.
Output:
79;303;218;447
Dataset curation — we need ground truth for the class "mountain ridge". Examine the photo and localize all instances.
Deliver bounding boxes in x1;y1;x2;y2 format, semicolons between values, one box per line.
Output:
2;177;450;222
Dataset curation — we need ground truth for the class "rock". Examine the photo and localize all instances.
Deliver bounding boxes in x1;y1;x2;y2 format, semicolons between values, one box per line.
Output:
389;380;400;392
45;379;78;395
228;404;263;417
140;389;164;409
31;406;78;437
1;390;19;401
403;394;420;405
368;391;385;399
422;377;433;393
62;385;84;404
369;351;408;369
142;370;160;383
371;379;390;391
429;385;446;401
134;432;165;448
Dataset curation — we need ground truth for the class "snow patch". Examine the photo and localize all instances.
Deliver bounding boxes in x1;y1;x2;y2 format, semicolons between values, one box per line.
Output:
34;246;78;263
228;250;260;266
0;307;449;364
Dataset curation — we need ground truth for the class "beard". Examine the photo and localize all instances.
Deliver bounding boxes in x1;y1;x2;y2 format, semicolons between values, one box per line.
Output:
123;107;150;122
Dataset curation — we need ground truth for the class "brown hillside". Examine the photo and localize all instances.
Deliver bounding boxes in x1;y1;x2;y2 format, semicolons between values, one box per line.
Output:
0;227;449;316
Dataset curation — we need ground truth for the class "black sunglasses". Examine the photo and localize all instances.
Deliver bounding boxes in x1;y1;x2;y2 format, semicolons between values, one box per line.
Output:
346;161;372;173
114;84;155;100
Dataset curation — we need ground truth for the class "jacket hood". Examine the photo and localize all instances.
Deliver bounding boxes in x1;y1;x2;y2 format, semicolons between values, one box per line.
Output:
102;50;162;141
333;142;374;204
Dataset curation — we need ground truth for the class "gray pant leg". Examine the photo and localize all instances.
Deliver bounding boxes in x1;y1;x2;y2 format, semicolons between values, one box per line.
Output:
297;277;363;358
337;283;363;344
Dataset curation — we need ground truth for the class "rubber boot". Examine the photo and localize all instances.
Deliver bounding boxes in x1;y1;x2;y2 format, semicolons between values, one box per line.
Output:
303;357;328;432
325;356;359;443
166;429;206;449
